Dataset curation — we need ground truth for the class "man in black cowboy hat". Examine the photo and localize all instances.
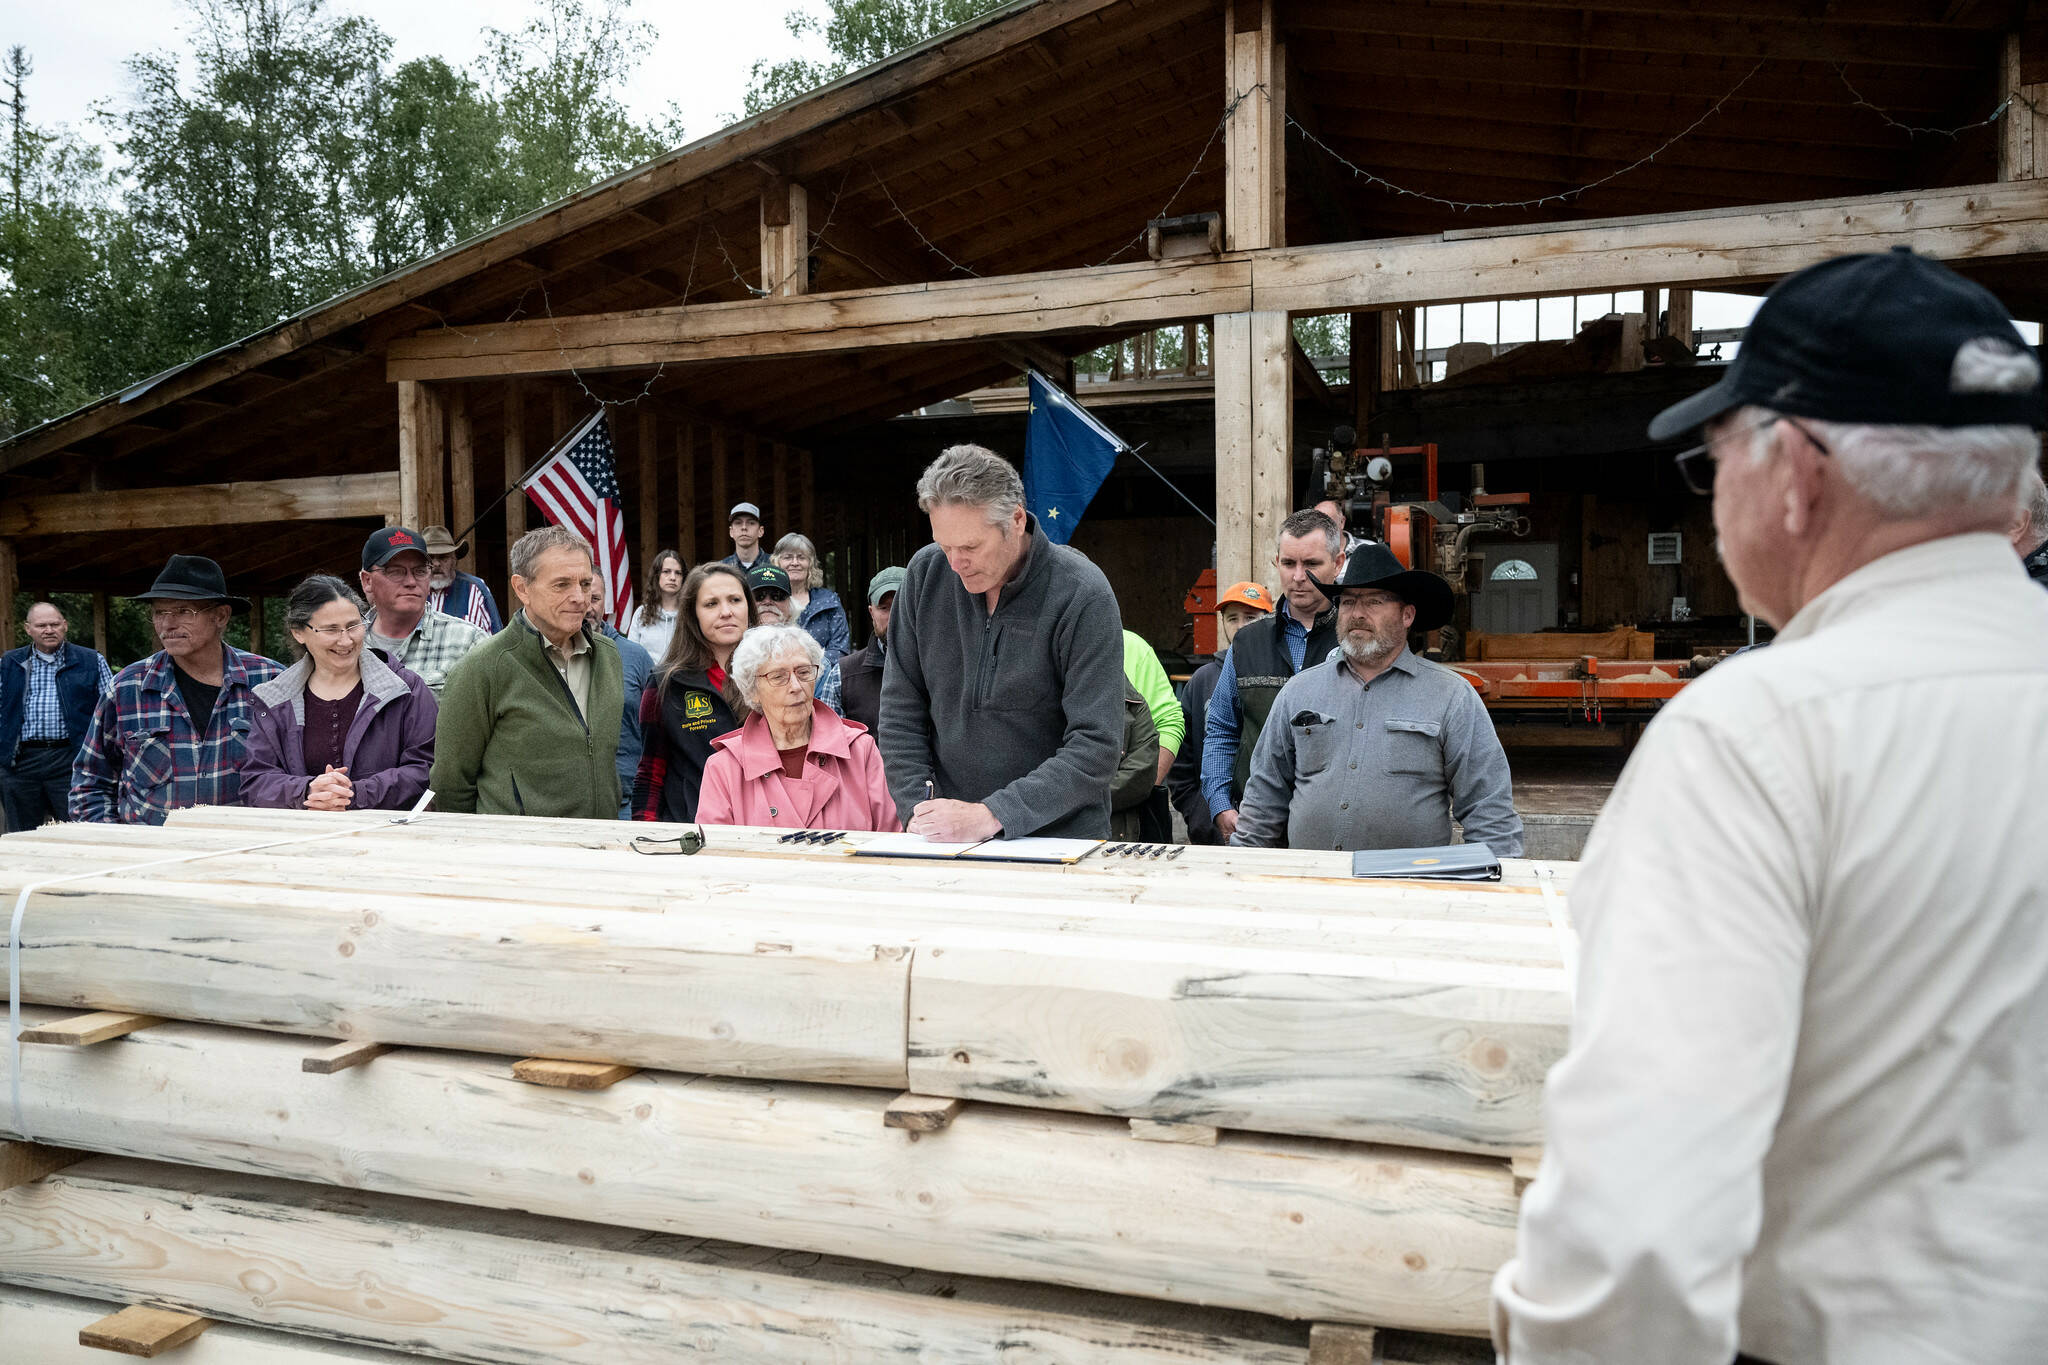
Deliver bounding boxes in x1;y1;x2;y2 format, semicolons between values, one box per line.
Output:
70;554;284;825
1495;250;2048;1365
1228;541;1521;856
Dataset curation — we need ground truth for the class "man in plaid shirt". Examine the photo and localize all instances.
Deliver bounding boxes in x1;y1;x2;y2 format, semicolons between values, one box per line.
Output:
71;555;283;825
359;527;489;695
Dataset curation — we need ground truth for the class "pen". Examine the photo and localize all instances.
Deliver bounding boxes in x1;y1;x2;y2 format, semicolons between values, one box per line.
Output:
924;779;934;805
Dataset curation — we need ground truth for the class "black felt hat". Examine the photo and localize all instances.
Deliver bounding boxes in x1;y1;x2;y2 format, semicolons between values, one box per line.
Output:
1314;541;1454;631
1649;247;2045;441
133;555;249;612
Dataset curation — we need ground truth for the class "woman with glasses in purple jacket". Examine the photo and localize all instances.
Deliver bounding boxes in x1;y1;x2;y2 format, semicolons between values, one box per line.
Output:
239;574;438;811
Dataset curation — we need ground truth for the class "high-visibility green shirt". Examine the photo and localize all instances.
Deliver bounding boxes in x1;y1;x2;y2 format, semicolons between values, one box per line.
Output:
1122;630;1183;757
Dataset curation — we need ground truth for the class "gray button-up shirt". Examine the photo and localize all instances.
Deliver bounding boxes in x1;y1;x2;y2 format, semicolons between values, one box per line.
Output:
1229;647;1522;855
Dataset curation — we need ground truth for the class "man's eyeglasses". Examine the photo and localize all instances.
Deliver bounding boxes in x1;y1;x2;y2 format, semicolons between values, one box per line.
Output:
374;564;432;583
1672;413;1830;496
150;605;217;624
303;619;367;640
759;665;819;689
753;589;791;602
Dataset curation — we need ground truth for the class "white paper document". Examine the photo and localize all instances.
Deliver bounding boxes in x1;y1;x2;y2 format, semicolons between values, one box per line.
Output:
851;833;1102;864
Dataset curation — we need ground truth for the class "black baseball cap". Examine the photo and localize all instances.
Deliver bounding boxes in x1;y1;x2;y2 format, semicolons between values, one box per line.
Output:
362;526;430;571
747;564;792;597
1649;247;2044;441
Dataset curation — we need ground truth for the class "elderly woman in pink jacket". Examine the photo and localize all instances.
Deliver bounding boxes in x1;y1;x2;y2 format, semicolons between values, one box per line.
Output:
696;623;899;832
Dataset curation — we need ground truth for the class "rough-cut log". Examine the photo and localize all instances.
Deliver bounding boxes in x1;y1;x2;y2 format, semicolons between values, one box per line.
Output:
2;1010;1518;1332
161;803;1583;895
0;813;1569;1150
1;1284;432;1364
6;874;911;1087
910;933;1559;1155
0;1158;1316;1363
1;823;1564;963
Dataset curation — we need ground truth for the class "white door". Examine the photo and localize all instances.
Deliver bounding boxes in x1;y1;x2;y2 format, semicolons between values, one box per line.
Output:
1471;542;1558;634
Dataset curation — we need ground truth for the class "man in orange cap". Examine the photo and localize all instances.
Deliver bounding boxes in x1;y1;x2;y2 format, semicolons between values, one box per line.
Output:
1167;579;1272;843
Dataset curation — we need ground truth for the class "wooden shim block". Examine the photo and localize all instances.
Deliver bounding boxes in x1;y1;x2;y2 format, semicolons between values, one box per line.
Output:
300;1041;390;1075
4;1283;429;1364
1309;1323;1378;1365
3;1009;1517;1333
909;935;1566;1156
19;1013;165;1047
5;1158;1312;1364
1;1140;88;1191
77;1304;214;1357
5;881;910;1088
511;1058;640;1091
1130;1118;1220;1146
883;1092;962;1132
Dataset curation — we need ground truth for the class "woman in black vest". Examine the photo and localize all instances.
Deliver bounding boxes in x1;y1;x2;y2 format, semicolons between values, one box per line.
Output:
632;563;756;821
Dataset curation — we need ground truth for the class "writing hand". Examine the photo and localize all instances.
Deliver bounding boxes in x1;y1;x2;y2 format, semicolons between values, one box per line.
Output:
908;799;1001;844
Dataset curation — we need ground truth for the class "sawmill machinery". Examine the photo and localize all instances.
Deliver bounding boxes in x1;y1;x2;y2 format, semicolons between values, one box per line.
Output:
1309;425;1533;595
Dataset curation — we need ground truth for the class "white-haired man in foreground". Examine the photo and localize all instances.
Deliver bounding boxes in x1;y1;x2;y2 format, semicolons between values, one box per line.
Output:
1493;249;2048;1365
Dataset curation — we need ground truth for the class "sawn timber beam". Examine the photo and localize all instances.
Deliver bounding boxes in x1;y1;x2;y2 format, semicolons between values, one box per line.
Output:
0;473;400;537
386;180;2048;382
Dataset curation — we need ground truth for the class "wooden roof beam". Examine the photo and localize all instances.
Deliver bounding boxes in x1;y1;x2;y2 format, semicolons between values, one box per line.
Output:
386;179;2048;381
1288;4;1993;68
0;473;400;537
1292;45;1977;112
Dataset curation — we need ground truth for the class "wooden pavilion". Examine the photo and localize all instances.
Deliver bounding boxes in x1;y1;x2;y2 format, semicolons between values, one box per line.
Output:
5;0;2048;655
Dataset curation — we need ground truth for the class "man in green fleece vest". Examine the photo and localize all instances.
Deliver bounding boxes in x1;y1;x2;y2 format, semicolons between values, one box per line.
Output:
430;525;624;818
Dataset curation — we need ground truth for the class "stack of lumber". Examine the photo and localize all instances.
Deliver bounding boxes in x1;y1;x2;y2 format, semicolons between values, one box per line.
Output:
0;807;1573;1363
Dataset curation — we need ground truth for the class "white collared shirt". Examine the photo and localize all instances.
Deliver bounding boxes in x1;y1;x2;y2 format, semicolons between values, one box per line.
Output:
1493;532;2048;1365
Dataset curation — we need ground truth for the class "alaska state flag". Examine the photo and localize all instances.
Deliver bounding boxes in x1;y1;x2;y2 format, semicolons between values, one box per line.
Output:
1023;370;1127;544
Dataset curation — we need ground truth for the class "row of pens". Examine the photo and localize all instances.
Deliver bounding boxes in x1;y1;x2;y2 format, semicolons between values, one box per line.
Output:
772;829;1184;860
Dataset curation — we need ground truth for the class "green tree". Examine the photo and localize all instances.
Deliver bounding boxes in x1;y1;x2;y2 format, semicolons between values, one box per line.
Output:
483;0;679;208
112;0;390;351
362;56;515;273
743;0;1006;115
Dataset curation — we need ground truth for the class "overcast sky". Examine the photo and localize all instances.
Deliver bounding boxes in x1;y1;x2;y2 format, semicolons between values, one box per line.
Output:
8;2;1800;342
9;0;832;147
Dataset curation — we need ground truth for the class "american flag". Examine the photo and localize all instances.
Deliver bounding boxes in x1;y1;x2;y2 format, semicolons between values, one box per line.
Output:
523;410;635;629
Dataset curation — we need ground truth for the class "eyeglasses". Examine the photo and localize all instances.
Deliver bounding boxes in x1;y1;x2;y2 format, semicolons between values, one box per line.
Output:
302;619;367;640
373;564;432;583
758;665;819;689
1673;413;1831;495
754;589;791;602
150;605;217;623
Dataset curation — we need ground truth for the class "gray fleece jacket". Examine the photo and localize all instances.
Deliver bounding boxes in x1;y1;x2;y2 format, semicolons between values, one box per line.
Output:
878;513;1124;838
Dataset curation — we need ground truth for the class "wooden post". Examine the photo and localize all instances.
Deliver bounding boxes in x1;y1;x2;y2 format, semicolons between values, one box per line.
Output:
1214;313;1254;587
760;180;810;297
677;423;699;563
0;540;13;651
503;378;527;606
92;591;108;657
1216;0;1288;592
743;434;764;530
1666;288;1695;350
639;406;659;581
2000;34;2048;182
1351;310;1381;444
1223;0;1284;253
396;380;424;531
798;448;815;537
448;386;476;573
420;382;447;532
772;441;792;534
551;386;573;449
248;596;264;657
710;428;731;554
